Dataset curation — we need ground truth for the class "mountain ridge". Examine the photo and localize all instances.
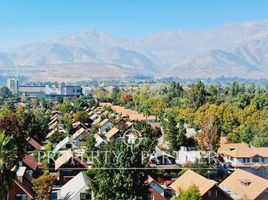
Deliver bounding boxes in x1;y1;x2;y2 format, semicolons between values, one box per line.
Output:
1;20;268;81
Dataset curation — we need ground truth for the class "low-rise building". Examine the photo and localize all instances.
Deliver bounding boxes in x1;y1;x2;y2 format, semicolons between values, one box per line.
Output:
98;119;113;134
19;84;82;98
218;142;268;178
54;149;89;183
53;137;79;154
19;86;46;98
219;169;268;200
58;172;93;200
146;176;166;200
170;169;231;200
8;166;34;200
72;127;89;145
176;146;203;166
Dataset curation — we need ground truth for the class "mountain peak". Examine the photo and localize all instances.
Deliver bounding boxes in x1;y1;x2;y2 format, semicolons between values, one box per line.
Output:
1;19;268;81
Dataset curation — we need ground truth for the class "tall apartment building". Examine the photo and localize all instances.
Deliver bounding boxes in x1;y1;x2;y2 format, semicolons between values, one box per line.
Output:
7;78;19;92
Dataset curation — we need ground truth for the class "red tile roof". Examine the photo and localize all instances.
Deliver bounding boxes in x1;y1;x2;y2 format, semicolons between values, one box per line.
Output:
26;137;43;151
23;154;38;171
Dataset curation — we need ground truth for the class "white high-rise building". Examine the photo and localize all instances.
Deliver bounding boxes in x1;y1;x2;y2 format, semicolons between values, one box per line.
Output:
7;78;18;92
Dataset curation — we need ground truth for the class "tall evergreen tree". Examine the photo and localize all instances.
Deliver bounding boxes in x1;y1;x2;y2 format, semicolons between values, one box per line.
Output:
186;81;206;110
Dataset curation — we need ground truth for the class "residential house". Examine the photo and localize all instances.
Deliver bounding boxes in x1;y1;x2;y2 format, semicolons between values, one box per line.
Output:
92;117;101;126
48;120;64;131
150;148;176;166
72;127;89;145
94;134;105;148
105;127;121;140
46;127;67;139
48;115;61;127
170;169;231;200
8;167;34;200
90;113;100;122
55;149;89;183
100;103;158;123
219;169;268;200
22;153;38;176
175;146;202;166
98;119;113;134
146;176;166;200
26;137;45;152
72;121;87;131
53;136;79;154
58;172;93;200
218;142;268;178
115;120;133;132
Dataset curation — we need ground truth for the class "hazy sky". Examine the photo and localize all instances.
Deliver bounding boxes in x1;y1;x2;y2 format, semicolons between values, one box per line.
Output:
1;0;268;50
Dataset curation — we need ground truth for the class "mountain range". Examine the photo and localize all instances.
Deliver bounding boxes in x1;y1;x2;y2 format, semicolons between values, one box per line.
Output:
1;20;268;82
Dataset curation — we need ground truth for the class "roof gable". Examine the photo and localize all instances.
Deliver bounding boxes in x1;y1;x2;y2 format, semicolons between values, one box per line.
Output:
53;136;79;154
23;154;38;171
60;172;90;199
105;127;120;139
170;169;216;196
219;169;268;200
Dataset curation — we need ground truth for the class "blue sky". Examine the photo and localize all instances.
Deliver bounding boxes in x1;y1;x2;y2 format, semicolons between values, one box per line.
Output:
1;0;268;50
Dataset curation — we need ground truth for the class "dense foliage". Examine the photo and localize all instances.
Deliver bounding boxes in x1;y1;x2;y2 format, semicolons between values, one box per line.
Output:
87;121;158;200
94;81;268;149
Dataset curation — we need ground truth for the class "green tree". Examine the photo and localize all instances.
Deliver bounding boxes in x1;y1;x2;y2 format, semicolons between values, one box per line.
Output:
0;86;12;99
0;106;28;160
251;119;268;147
88;141;150;200
228;81;245;97
240;126;255;144
162;112;179;150
58;103;74;114
0;132;18;199
111;86;120;104
172;185;202;200
87;123;157;200
177;121;187;148
186;81;206;110
86;133;97;153
74;111;89;124
170;81;183;97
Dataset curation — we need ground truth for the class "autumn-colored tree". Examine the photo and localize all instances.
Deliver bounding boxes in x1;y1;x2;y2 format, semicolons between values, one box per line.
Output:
32;171;56;200
197;114;219;151
120;92;132;104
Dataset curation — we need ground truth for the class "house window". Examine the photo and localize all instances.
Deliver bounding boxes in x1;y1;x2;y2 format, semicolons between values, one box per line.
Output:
66;143;72;149
243;158;246;163
80;193;91;200
246;158;250;163
261;157;265;163
252;157;259;163
147;192;153;200
15;194;27;200
51;192;58;200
